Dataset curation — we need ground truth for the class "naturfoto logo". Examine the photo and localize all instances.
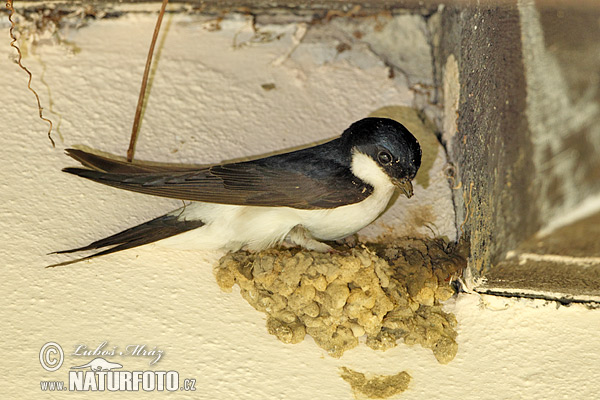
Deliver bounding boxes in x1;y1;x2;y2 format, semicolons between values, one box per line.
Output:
39;341;196;393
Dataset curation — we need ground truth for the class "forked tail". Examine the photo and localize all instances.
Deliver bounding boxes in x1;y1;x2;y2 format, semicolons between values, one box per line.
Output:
47;212;204;268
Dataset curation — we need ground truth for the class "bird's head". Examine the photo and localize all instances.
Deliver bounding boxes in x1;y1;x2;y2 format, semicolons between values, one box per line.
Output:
342;117;421;198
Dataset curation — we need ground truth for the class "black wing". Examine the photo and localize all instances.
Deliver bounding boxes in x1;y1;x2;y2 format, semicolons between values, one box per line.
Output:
63;144;372;210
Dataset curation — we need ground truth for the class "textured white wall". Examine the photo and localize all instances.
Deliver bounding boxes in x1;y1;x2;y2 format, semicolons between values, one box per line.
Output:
2;8;600;399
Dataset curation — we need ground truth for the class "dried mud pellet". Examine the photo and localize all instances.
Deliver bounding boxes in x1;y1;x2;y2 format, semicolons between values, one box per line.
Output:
301;301;320;318
349;323;365;337
267;317;306;344
214;266;235;291
414;287;435;306
325;282;350;309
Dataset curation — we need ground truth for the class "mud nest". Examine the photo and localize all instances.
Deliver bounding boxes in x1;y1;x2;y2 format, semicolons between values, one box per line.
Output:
214;238;467;363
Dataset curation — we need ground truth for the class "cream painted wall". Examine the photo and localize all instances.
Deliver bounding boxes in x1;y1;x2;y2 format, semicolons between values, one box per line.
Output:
2;8;600;399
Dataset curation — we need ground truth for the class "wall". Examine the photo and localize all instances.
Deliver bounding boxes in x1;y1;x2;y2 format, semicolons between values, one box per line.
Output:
2;2;600;399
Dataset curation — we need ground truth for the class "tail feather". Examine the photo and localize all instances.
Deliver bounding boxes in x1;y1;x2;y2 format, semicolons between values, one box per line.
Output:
65;148;200;174
48;212;204;268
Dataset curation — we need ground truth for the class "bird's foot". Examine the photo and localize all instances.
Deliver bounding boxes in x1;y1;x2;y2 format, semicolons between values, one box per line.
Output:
288;225;333;253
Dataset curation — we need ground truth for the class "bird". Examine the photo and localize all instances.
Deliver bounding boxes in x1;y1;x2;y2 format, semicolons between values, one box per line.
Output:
49;117;421;267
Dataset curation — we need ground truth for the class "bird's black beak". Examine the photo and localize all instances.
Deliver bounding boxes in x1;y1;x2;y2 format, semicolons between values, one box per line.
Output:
393;178;414;198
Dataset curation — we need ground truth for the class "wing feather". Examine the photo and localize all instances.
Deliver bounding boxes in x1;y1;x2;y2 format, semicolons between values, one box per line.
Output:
63;146;372;209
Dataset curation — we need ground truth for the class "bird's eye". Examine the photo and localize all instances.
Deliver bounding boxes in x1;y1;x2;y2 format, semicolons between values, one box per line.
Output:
377;151;392;165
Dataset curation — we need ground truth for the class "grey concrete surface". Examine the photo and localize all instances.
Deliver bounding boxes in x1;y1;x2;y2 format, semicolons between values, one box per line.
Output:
434;0;600;300
435;2;540;275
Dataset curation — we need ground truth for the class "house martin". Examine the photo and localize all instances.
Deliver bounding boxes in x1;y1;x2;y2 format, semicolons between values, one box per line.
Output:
49;117;421;267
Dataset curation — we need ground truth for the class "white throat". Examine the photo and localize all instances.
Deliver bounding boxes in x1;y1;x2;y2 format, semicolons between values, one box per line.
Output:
350;150;395;191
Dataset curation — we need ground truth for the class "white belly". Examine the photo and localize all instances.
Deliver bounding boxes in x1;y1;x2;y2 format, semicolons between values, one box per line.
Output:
160;183;394;251
293;185;395;240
